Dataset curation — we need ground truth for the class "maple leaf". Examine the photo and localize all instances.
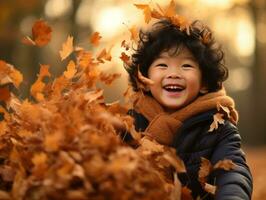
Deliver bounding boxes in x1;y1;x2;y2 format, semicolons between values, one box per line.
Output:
59;35;74;61
64;60;77;79
22;19;52;47
134;4;152;23
90;31;102;47
208;113;225;132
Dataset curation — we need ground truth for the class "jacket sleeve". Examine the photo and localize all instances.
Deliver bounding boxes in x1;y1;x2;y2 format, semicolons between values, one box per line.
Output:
210;121;253;200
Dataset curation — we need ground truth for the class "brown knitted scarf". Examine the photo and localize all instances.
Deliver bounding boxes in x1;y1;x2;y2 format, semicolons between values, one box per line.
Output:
134;89;238;145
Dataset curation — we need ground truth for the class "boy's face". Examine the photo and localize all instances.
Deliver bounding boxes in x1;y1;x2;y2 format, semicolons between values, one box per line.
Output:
147;46;205;112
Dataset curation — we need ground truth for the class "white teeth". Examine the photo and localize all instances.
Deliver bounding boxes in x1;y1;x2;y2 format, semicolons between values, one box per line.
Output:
164;85;182;90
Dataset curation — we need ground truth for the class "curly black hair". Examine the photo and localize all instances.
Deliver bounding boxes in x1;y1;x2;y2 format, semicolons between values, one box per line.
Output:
125;19;228;93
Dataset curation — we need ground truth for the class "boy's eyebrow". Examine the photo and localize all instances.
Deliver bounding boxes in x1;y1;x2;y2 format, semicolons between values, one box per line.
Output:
157;54;198;62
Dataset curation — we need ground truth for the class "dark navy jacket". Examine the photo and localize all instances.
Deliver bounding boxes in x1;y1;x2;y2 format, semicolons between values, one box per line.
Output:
128;109;253;200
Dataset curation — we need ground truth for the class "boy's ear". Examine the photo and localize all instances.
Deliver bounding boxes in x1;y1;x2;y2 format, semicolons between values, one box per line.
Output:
199;86;208;94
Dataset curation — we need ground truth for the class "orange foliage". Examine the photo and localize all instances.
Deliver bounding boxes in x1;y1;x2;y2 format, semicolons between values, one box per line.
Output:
21;19;52;47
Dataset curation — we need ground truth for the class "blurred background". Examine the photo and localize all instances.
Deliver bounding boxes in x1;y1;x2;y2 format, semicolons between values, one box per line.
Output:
0;0;266;146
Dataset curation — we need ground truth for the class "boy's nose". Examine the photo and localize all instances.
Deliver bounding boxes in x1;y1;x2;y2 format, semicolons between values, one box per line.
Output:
166;69;182;79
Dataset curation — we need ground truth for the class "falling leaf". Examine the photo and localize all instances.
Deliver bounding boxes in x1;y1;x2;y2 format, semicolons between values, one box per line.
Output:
30;78;45;101
64;60;77;79
208;113;225;132
129;25;139;42
90;32;102;47
59;35;74;61
22;19;52;47
121;40;130;50
120;52;130;65
96;47;112;63
164;0;176;18
39;64;51;79
213;159;237;171
134;4;152;23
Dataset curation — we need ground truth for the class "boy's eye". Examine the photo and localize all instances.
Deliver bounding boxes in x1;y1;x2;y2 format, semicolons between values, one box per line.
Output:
156;63;167;67
182;64;193;68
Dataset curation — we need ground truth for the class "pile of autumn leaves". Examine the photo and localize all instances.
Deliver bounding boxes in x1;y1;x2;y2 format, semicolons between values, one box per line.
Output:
0;1;237;200
0;16;186;199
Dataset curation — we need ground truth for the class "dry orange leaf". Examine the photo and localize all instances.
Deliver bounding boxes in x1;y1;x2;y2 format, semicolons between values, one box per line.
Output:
77;50;94;69
121;40;130;51
217;103;231;118
22;19;52;47
213;159;237;171
164;0;176;18
64;60;77;79
129;25;139;42
30;78;45;100
90;32;102;47
204;183;217;195
208;113;225;132
134;4;152;23
198;157;212;183
139;137;164;153
97;47;112;63
59;35;74;61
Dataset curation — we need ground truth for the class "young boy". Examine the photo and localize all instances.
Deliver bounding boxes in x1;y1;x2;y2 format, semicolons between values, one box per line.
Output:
125;19;253;199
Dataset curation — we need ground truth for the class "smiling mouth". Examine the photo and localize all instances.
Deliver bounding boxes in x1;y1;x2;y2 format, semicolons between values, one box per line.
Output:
163;85;184;92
